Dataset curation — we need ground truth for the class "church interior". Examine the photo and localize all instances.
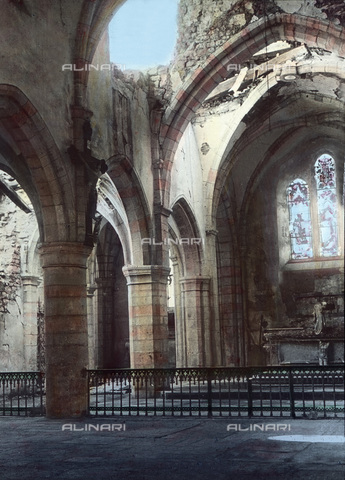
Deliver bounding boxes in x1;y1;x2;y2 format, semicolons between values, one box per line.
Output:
0;0;343;418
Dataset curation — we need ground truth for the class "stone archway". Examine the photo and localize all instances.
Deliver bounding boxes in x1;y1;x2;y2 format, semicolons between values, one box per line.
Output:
106;155;152;265
169;198;217;367
0;84;94;417
96;222;129;369
161;14;345;211
0;85;74;241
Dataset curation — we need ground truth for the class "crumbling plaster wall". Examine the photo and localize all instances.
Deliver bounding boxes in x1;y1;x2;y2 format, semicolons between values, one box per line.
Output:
105;0;340;232
170;0;331;86
179;48;345;230
0;193;41;371
173;0;255;82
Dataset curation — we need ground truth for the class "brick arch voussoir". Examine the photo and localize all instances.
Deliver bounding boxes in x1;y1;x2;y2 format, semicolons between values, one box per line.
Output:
0;85;74;243
160;13;345;208
106;156;152;265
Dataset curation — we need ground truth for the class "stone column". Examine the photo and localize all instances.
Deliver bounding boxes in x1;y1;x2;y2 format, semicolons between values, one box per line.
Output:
95;278;114;368
170;255;185;367
205;229;222;366
180;276;212;367
87;283;97;369
21;275;40;371
40;242;91;418
123;265;170;369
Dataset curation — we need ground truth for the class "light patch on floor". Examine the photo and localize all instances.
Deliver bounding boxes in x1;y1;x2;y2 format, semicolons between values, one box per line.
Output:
269;435;345;443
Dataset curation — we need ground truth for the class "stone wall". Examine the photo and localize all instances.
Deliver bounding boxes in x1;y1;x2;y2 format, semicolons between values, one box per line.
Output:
171;0;330;83
0;184;41;371
0;1;80;152
111;67;154;210
243;142;344;365
88;30;114;161
174;0;255;80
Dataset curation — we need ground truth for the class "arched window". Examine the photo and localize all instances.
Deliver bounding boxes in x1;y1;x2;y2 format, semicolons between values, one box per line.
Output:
314;154;338;257
286;154;341;261
287;179;313;259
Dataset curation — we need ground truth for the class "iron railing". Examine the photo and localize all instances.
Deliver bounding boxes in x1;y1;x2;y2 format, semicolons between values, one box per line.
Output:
87;366;344;418
0;372;45;416
1;367;343;418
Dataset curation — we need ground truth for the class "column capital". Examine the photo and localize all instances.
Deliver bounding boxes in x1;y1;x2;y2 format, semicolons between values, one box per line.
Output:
87;283;97;296
21;275;41;286
180;276;211;288
123;265;170;285
39;242;92;268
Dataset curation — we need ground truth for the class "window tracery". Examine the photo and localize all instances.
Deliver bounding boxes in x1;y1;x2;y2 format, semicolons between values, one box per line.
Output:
286;155;341;261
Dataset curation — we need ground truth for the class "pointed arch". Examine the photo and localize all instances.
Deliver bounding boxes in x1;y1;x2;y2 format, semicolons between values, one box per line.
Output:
161;14;345;209
106;155;152;265
96;174;133;264
170;197;203;277
0;84;74;242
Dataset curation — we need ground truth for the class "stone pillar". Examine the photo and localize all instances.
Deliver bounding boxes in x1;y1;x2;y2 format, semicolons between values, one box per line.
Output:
180;276;212;367
40;242;91;418
21;275;40;371
87;283;97;369
123;265;170;369
95;278;114;368
205;229;222;365
170;256;184;367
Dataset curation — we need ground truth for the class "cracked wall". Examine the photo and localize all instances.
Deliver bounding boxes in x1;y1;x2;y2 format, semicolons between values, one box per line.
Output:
171;0;330;83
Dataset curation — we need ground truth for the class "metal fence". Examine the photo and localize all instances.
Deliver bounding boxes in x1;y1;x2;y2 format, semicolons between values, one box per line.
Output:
87;366;344;418
1;366;343;418
0;372;45;416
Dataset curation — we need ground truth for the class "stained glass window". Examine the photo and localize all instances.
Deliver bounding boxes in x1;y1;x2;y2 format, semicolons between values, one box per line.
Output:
287;179;313;259
314;155;338;257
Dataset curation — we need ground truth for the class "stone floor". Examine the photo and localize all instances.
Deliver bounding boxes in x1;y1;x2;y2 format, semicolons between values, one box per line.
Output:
0;417;344;479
